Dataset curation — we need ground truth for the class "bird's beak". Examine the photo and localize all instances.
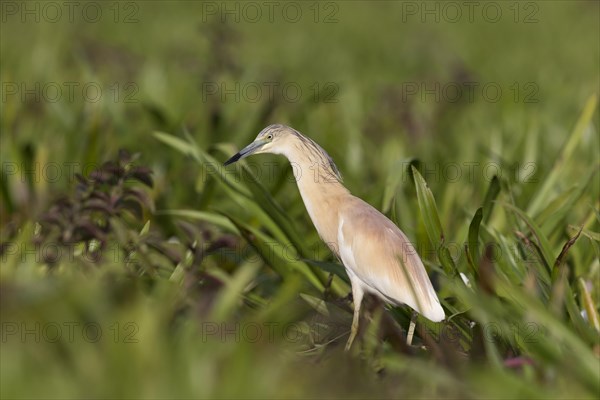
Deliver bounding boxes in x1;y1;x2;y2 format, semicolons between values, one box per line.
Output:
223;139;266;166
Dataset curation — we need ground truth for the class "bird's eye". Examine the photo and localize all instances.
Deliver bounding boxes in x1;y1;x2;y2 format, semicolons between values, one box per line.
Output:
267;134;273;140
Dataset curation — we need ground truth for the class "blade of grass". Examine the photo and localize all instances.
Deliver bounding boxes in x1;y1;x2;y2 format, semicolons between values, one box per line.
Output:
382;158;415;214
412;166;443;244
302;259;350;285
156;209;239;234
467;207;483;273
482;176;501;223
225;213;324;291
502;202;554;277
412;166;457;276
568;225;600;242
210;262;261;321
578;277;600;332
528;94;598;215
496;278;600;393
154;131;252;198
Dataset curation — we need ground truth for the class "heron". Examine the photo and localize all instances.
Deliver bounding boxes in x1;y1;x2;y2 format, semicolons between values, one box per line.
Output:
224;124;445;350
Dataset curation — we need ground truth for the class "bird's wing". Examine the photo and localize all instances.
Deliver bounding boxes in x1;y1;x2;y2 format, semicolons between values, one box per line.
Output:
337;198;445;322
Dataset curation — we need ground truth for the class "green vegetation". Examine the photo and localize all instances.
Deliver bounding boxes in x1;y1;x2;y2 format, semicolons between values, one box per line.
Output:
1;1;598;398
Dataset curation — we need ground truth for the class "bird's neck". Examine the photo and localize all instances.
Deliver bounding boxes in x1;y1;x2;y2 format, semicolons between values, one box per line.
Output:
289;156;350;254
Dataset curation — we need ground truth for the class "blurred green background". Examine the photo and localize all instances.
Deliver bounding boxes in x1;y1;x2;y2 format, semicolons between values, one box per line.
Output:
1;1;599;398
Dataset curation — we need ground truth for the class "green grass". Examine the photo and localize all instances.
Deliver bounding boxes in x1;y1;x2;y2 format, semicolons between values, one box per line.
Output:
1;1;599;399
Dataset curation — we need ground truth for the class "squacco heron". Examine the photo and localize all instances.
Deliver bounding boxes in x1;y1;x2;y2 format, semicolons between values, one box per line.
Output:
224;124;445;350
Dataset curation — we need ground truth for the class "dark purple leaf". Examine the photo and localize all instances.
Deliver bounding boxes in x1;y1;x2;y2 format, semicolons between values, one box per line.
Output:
73;220;106;242
128;166;154;187
82;198;113;214
123;187;154;213
118;199;143;220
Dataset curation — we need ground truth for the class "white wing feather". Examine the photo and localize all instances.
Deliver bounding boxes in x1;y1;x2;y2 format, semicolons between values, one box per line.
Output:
337;197;444;322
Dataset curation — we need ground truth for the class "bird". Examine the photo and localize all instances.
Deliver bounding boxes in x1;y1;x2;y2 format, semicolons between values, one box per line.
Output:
224;124;445;350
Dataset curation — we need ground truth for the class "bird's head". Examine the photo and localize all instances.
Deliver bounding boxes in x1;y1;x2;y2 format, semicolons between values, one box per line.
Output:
223;124;294;165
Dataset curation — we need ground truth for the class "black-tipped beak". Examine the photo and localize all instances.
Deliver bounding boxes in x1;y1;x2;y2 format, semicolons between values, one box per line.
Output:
223;152;242;166
223;140;265;166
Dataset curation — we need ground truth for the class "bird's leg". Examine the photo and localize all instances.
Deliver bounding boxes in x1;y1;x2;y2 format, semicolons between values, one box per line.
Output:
406;311;418;346
345;283;364;351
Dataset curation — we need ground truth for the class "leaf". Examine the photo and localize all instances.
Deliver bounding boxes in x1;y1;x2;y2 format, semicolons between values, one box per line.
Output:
412;166;456;276
153;131;200;160
497;278;600;392
123;187;155;214
382;158;416;214
411;166;444;244
503;202;554;276
528;94;598;215
437;246;457;276
82;198;113;214
553;226;583;272
299;293;330;316
477;244;496;295
129;166;154;187
482;176;500;223
535;186;582;231
225;213;325;291
568;225;600;242
156;209;239;234
72;220;106;243
467;207;483;272
579;278;600;332
190;140;253;198
209;262;261;321
119;199;144;220
302;259;350;284
563;284;598;344
140;220;151;236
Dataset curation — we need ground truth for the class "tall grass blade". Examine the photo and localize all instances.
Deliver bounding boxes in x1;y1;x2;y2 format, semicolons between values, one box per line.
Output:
412;166;444;244
578;277;600;332
467;207;483;272
502;203;554;277
528;94;598;215
482;176;500;223
411;166;456;275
